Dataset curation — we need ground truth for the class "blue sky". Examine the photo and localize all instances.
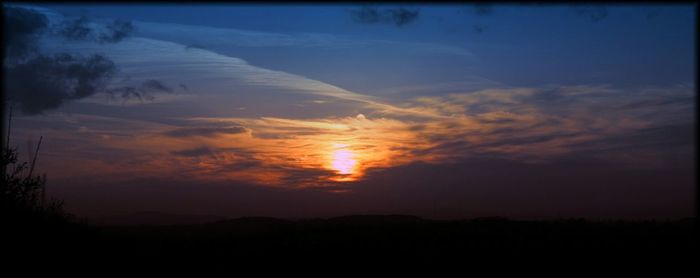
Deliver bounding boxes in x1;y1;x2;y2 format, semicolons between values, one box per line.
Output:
38;4;695;90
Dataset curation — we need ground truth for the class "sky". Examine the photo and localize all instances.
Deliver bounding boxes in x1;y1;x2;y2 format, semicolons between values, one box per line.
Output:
3;3;696;220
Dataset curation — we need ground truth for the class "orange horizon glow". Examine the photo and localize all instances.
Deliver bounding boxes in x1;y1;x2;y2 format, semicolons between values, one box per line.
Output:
34;83;683;191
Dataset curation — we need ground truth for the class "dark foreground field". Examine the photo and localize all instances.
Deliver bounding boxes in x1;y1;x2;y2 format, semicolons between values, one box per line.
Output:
4;214;697;271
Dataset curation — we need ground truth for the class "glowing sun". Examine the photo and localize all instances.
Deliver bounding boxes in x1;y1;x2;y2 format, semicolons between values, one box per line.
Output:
331;147;357;175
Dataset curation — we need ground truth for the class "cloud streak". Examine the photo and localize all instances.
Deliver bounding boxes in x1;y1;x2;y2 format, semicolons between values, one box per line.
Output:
42;35;452;119
135;20;473;57
163;126;248;138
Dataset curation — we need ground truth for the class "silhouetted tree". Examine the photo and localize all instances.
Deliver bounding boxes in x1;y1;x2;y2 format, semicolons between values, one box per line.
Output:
1;109;94;271
1;111;70;225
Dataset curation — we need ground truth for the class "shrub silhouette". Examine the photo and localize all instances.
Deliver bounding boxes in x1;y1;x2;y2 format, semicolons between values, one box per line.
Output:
1;113;95;270
1;137;70;223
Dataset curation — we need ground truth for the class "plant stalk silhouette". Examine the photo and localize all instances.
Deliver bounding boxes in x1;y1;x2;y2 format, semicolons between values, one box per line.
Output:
1;106;69;223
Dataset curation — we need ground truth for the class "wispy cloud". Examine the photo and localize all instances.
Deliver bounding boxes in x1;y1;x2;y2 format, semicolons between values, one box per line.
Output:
41;35;457;119
163;126;248;138
135;21;473;57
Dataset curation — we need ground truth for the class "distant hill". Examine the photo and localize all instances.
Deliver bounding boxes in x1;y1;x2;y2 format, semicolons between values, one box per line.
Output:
89;211;226;226
6;213;696;270
327;214;426;225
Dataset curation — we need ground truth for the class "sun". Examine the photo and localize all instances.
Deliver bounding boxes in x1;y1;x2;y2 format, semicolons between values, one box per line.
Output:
331;148;357;175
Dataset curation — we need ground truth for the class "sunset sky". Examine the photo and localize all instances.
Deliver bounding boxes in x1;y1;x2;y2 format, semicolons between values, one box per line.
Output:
3;4;696;220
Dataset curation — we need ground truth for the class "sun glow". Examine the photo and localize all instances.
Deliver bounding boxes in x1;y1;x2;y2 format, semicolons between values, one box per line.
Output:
331;149;357;175
154;115;422;186
326;143;362;182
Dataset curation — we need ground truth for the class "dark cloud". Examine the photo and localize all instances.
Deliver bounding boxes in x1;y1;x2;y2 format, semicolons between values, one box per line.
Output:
141;79;172;93
170;146;259;169
163;126;248;138
475;132;583;149
98;19;134;43
105;87;150;101
171;146;215;158
350;7;382;24
105;79;174;102
389;8;420;27
568;124;695;152
168;143;343;189
350;7;419;27
5;53;117;115
56;16;134;43
3;6;48;61
219;160;264;172
573;7;609;23
475;117;514;124
252;132;293;139
408;124;427;131
473;24;487;34
472;4;494;16
57;16;92;40
276;167;340;188
94;79;173;101
410;140;467;157
614;96;693;111
3;7;169;114
125;79;172;96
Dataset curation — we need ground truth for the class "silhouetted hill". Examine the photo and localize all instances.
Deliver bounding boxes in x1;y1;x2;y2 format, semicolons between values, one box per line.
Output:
327;214;425;225
6;214;697;271
90;211;226;226
212;216;292;225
